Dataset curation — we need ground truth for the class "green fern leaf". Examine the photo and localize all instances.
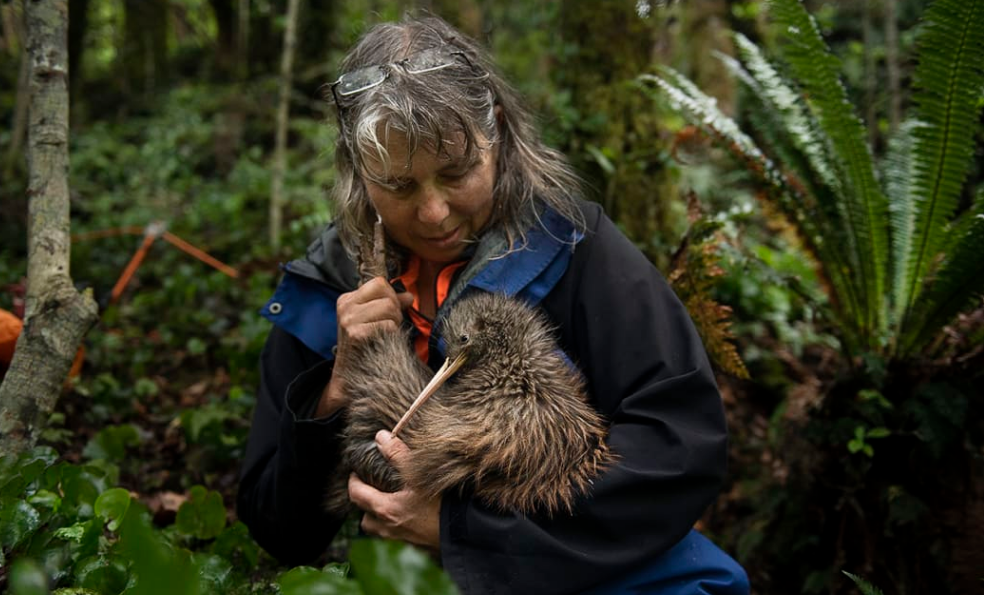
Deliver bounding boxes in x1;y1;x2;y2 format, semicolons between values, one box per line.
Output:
717;37;865;334
903;191;984;354
896;0;984;343
884;120;918;328
769;0;891;345
640;67;862;350
842;571;885;595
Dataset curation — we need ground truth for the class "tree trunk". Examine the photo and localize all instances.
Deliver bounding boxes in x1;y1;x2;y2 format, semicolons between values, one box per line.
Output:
237;0;250;79
863;0;878;149
270;0;302;251
884;0;901;134
0;0;99;457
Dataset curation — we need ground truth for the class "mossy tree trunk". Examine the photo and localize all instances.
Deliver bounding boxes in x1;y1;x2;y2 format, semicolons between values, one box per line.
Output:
557;0;678;266
121;0;169;100
0;0;99;457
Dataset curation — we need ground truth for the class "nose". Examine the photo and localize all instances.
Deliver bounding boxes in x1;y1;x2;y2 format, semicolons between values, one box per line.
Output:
416;184;449;225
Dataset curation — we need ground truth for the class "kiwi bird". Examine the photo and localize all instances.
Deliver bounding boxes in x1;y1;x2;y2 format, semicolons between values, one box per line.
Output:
326;290;614;517
325;222;613;516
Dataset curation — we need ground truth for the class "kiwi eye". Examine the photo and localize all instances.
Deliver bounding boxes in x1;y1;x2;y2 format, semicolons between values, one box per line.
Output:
460;333;470;343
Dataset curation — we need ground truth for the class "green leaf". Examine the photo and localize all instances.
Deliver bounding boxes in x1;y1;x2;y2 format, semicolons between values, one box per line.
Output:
896;0;984;343
82;424;142;462
0;500;42;549
277;566;362;595
866;427;891;439
349;539;459;595
847;439;863;454
74;555;130;594
28;490;61;513
95;488;132;532
769;0;890;344
175;486;226;540
842;570;886;595
210;521;260;568
116;502;203;595
193;553;234;593
9;558;49;595
180;405;235;443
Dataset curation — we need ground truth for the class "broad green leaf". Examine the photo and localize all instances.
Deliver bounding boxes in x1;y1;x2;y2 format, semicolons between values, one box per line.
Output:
0;500;42;549
9;558;49;595
95;488;132;532
277;566;362;595
175;486;226;540
349;539;458;595
193;553;233;593
74;555;130;594
117;503;203;595
83;425;142;463
28;490;62;513
210;521;260;567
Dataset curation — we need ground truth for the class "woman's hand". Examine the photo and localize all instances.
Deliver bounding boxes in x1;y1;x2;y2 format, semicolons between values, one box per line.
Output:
316;278;413;418
348;430;442;551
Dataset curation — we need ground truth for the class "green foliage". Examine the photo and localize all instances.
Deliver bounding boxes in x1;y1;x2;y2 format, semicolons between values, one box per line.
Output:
348;539;459;595
644;0;984;359
0;448;456;594
175;486;226;540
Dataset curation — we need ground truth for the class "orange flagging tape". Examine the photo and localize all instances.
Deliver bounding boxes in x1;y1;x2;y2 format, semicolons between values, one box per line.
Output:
80;222;240;305
109;233;157;305
161;232;239;279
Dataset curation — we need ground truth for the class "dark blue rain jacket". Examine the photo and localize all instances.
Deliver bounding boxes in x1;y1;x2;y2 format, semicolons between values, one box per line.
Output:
237;200;748;594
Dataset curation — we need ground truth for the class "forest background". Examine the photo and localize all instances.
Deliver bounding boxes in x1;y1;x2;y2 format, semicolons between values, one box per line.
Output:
0;0;982;594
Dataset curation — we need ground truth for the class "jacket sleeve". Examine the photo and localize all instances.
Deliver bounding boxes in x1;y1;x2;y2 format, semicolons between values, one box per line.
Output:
236;325;348;566
439;205;729;594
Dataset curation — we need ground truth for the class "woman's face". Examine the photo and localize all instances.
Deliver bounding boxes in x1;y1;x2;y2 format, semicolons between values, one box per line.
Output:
362;132;497;264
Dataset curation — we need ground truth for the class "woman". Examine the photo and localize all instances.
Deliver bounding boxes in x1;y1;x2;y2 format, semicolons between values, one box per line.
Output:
237;15;748;595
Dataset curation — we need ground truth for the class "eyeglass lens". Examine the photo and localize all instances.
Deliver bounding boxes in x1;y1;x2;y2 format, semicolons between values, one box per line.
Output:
336;64;388;97
335;48;462;97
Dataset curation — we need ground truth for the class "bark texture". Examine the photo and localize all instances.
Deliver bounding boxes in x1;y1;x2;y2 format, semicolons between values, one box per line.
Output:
0;0;99;457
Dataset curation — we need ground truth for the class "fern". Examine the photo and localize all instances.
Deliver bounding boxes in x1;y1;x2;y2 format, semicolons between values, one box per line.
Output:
769;0;890;346
645;0;984;361
842;571;886;595
895;0;984;348
883;121;918;328
667;193;749;379
716;38;865;346
903;193;984;354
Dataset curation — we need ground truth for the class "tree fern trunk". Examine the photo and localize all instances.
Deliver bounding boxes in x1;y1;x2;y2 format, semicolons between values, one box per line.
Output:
0;0;99;456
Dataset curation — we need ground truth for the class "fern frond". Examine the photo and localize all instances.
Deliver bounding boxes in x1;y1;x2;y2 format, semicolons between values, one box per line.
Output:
769;0;891;346
716;38;865;335
902;191;984;355
884;120;919;328
641;67;861;351
842;571;886;595
667;193;749;379
896;0;984;344
729;33;843;198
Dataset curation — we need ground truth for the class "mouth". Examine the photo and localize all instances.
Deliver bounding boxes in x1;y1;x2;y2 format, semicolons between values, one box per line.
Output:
391;352;469;436
421;226;462;249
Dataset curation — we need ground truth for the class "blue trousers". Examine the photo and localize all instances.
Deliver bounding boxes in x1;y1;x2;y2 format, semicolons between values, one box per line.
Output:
582;530;749;595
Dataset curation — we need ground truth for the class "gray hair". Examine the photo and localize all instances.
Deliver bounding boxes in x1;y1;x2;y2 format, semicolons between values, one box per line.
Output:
329;16;585;258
